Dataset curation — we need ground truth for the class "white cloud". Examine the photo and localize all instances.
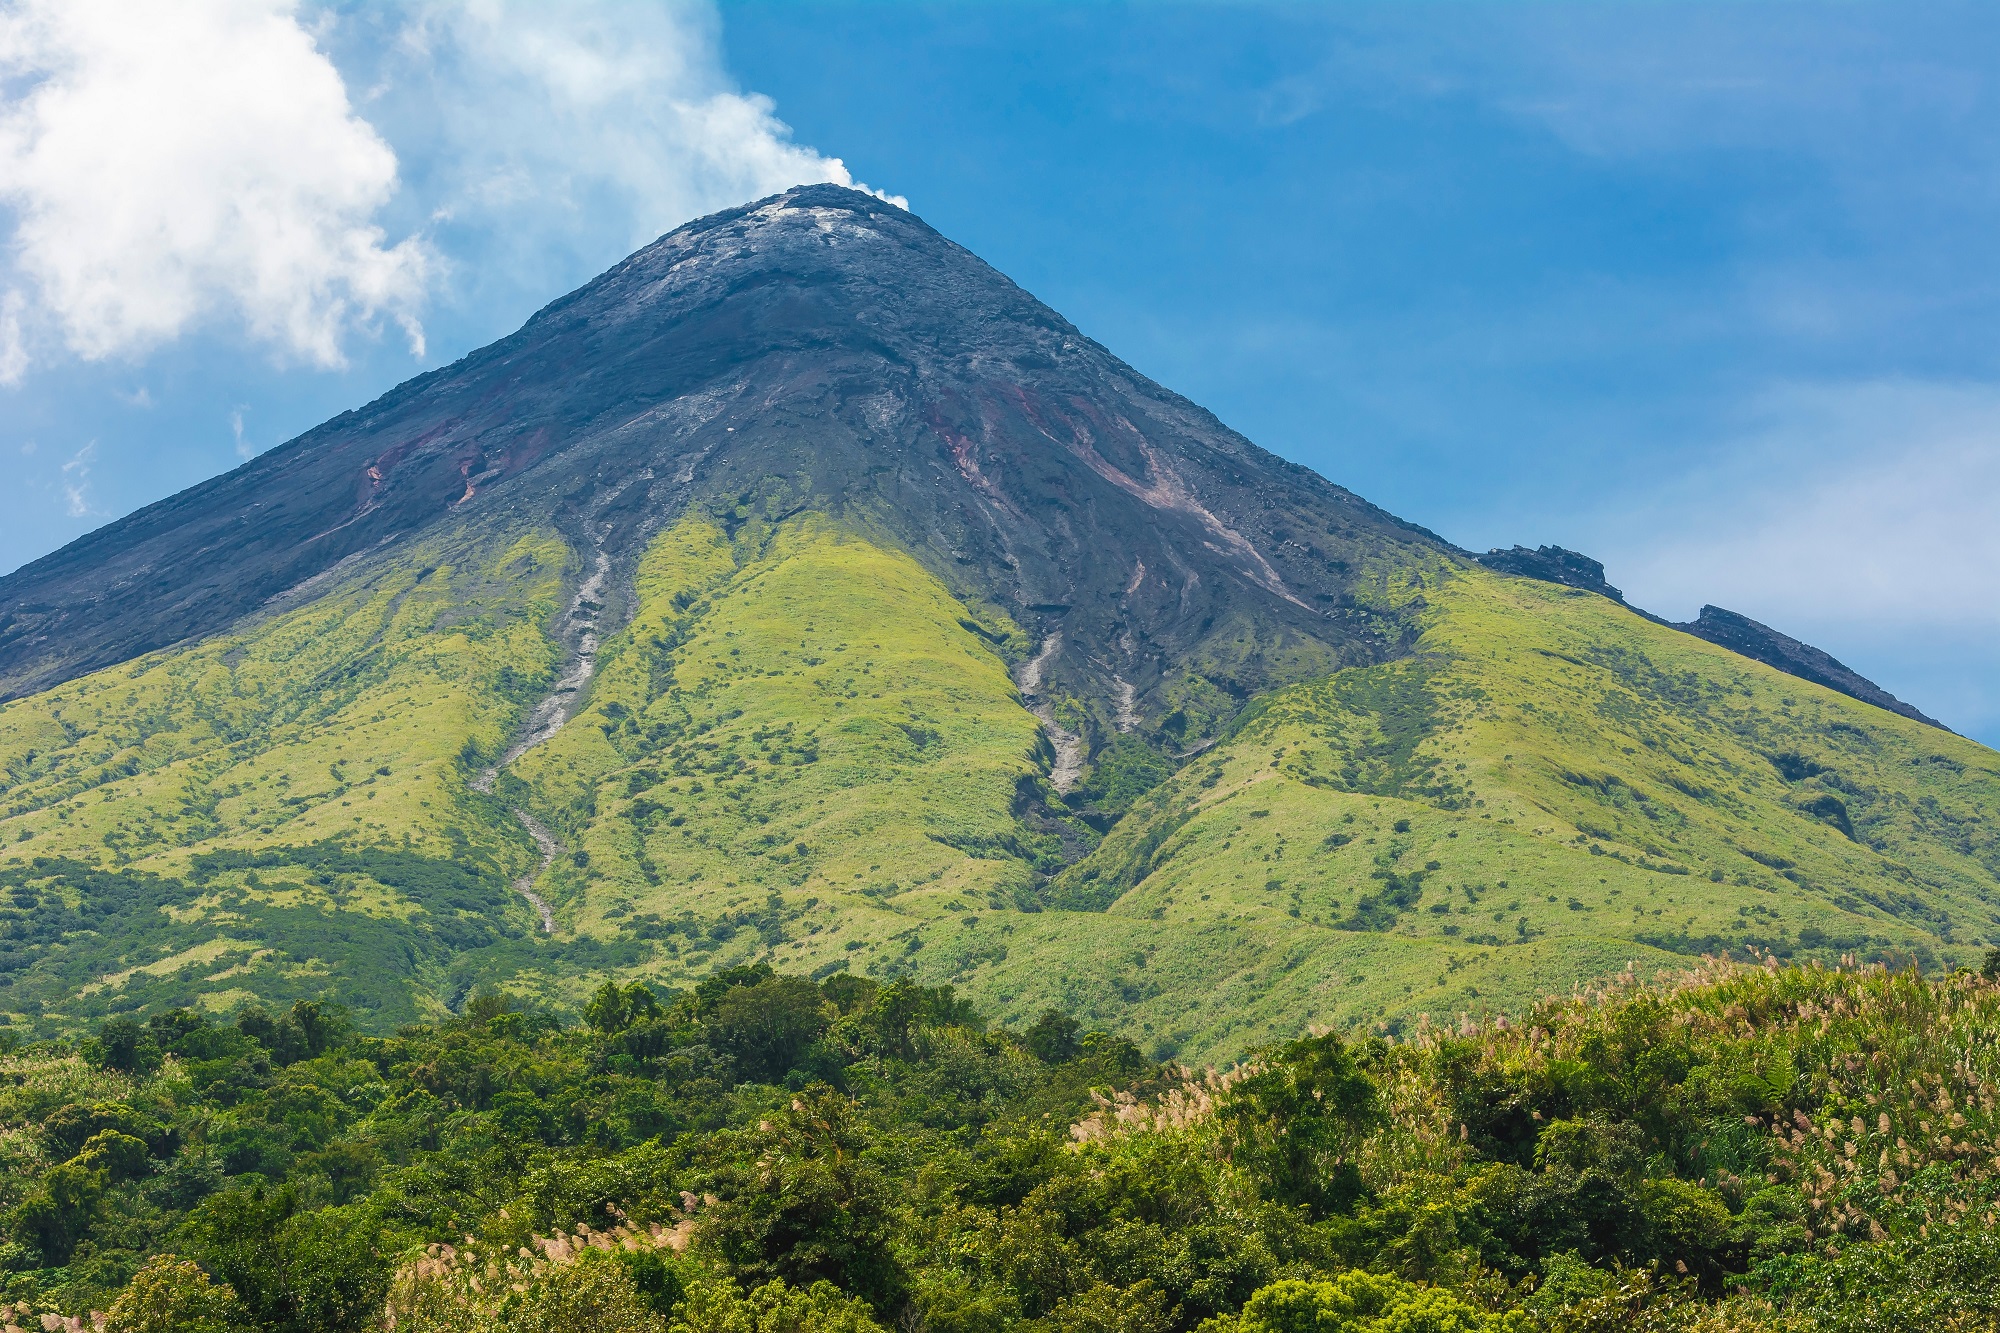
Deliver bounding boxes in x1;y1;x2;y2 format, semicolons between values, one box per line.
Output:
1598;380;2000;633
0;290;23;384
0;0;899;382
58;439;93;516
0;0;428;368
379;0;902;259
230;405;252;459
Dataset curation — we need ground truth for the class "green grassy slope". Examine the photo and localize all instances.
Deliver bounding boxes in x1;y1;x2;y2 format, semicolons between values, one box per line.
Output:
942;566;1999;1057
477;530;2000;1063
0;513;1995;1064
0;521;568;1027
493;514;1060;1008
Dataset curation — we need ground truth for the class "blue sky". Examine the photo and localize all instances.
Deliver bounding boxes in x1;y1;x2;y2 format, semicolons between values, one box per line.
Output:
3;2;1998;744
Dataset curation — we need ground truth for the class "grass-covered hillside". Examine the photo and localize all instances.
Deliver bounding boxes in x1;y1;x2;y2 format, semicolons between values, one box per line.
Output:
504;513;1052;967
0;511;1995;1060
1013;567;2000;1056
0;520;569;1028
3;960;2000;1331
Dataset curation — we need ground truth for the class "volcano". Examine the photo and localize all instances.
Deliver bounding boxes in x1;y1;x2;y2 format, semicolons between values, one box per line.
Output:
0;186;1993;1056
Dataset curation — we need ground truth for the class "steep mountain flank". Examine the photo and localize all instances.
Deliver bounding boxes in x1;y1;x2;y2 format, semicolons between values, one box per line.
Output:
1047;566;1999;1051
1478;545;1936;729
1676;604;1943;728
0;186;1444;749
0;186;1993;1058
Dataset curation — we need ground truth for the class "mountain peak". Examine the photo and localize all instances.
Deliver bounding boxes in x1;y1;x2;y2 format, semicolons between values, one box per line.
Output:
0;187;1437;729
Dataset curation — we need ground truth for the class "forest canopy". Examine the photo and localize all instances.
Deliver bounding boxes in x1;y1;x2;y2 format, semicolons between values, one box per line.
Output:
0;960;1995;1332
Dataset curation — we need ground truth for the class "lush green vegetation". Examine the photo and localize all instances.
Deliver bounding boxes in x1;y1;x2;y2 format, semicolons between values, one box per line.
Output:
0;519;567;1030
505;515;1062;987
470;524;2000;1061
1035;566;2000;1055
0;960;1996;1331
0;511;1996;1062
0;520;564;872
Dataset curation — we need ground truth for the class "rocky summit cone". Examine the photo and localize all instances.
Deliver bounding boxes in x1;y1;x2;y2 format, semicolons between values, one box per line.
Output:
0;186;1994;1056
0;185;1435;725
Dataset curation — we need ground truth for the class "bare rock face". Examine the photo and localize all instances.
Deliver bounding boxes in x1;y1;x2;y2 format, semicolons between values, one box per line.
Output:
1676;605;1944;730
1477;545;1624;602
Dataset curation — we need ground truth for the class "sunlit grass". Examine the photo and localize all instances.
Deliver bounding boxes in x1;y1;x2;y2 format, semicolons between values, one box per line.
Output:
1016;566;2000;1058
505;515;1050;1006
0;512;1994;1061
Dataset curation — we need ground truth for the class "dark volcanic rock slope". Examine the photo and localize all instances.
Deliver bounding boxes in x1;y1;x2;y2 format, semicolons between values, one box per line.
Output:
0;185;1447;740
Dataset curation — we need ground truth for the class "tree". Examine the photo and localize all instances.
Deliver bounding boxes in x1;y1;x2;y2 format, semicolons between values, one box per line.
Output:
286;1000;350;1057
184;1189;389;1333
464;988;520;1023
1218;1032;1379;1219
224;1000;350;1066
1039;1282;1176;1333
820;974;877;1016
708;977;830;1080
699;1088;900;1306
1024;1010;1083;1064
89;1015;162;1075
674;1276;887;1333
587;980;664;1035
273;1204;392;1333
12;1159;105;1264
147;1008;211;1050
76;1129;152;1183
1239;1274;1517;1333
45;1100;166;1158
103;1254;251;1333
861;979;976;1060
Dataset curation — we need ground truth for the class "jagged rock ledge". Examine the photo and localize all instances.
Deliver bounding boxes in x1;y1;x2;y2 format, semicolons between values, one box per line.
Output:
1478;545;1944;730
